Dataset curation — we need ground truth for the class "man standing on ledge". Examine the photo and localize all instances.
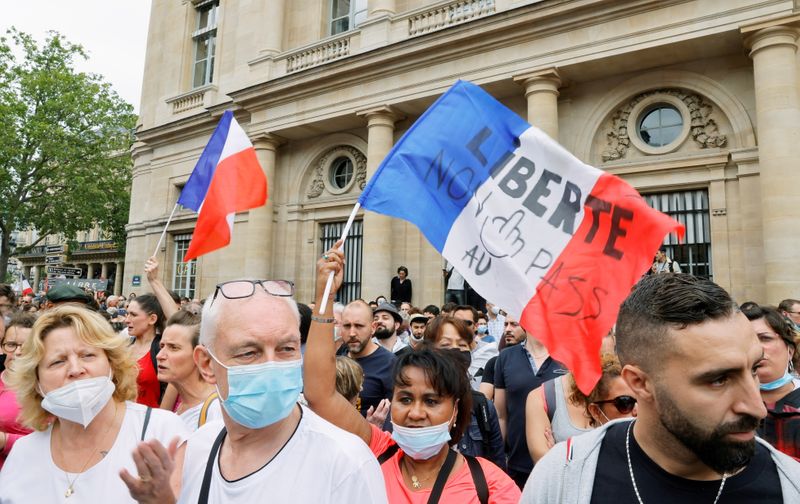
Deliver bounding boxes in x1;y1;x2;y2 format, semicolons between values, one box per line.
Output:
522;274;800;503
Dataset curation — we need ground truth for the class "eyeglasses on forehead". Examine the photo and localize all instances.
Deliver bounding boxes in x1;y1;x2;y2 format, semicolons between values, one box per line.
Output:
211;279;294;306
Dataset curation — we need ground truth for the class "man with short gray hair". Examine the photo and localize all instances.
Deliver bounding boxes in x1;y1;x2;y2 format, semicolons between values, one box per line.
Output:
128;280;387;503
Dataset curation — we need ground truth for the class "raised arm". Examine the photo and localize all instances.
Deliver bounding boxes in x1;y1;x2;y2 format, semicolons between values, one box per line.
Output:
144;256;178;320
303;244;373;446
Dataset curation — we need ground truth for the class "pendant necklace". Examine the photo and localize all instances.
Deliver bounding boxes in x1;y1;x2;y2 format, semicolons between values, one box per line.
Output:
625;420;728;504
62;402;118;498
403;454;446;490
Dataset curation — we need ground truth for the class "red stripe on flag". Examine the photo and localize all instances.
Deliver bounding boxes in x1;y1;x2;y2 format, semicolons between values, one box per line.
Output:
520;173;683;394
184;147;267;261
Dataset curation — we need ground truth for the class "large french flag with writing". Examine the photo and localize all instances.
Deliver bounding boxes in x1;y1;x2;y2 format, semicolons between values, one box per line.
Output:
178;110;267;261
358;81;683;393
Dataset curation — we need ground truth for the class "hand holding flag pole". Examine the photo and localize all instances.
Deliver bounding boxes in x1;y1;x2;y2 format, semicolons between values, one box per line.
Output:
318;202;360;314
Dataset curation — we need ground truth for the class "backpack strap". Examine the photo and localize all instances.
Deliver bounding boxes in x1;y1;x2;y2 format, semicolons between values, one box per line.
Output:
471;391;491;455
464;455;489;504
377;443;400;464
428;449;457;504
198;392;220;428
141;407;152;441
198;427;226;504
541;378;557;424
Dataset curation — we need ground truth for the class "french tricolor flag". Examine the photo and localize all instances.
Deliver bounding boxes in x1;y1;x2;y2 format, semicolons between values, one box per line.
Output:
179;110;267;261
358;81;683;393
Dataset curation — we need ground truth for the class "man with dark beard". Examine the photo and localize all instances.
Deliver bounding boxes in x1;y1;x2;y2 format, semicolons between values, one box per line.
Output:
341;300;396;419
521;273;800;503
372;302;407;354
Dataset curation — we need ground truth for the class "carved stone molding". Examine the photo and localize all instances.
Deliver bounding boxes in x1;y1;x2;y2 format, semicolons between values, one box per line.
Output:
602;89;728;162
307;145;367;199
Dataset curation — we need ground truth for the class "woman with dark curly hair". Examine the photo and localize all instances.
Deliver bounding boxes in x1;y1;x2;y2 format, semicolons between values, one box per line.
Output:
305;245;520;503
525;353;636;463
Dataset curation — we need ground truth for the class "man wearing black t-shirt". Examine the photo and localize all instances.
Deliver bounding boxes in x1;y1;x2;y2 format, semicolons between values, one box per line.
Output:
521;274;800;503
341;300;396;418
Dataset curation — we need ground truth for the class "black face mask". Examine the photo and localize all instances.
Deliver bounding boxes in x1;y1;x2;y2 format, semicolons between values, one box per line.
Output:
441;347;471;369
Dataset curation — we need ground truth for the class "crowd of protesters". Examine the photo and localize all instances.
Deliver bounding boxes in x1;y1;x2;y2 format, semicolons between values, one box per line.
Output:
0;250;799;503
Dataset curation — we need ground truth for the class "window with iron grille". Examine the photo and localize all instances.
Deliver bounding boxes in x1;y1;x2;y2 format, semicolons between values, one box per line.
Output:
320;221;362;303
172;234;197;298
643;189;712;279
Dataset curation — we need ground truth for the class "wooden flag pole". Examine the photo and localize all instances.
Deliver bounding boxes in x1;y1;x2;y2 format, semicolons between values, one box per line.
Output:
152;203;180;258
318;202;361;314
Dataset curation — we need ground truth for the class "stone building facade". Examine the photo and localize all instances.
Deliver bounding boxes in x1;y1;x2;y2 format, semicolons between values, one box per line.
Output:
14;228;125;295
127;0;800;306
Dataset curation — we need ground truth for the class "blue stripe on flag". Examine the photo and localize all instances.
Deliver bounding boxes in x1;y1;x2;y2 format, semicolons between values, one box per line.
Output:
358;81;529;251
177;110;234;211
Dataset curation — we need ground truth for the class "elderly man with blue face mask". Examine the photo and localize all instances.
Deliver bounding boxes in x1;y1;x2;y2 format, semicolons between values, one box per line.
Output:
130;280;387;504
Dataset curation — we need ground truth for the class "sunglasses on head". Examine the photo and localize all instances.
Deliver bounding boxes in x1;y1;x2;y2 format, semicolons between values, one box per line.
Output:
592;395;636;414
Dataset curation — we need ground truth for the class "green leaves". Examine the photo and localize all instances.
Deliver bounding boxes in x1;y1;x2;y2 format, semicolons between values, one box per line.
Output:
0;28;136;279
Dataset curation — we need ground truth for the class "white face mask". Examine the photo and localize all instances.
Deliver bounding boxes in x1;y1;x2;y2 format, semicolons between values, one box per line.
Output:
40;372;115;428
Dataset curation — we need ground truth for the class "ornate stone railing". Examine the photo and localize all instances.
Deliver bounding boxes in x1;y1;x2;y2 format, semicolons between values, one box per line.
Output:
166;85;215;115
407;0;496;37
286;34;352;73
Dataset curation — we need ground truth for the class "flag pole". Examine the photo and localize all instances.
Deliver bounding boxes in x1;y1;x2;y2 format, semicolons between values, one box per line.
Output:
318;202;361;314
152;203;180;258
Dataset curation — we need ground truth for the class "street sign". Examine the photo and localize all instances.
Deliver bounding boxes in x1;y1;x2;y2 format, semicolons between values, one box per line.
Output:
132;275;141;287
45;256;63;265
45;245;65;255
46;266;82;277
49;278;109;291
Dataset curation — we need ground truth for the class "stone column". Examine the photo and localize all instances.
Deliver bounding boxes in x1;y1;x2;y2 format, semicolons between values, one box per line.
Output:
32;266;41;293
101;262;109;279
114;261;124;296
357;106;400;301
261;0;286;55
513;68;562;141
368;0;395;17
743;22;800;301
245;134;283;279
23;265;31;281
87;263;95;279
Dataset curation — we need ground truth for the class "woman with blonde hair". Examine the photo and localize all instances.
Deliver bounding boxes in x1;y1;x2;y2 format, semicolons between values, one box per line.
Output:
0;305;188;503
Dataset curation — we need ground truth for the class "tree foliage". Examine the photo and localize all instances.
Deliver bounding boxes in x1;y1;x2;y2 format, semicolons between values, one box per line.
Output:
0;29;136;280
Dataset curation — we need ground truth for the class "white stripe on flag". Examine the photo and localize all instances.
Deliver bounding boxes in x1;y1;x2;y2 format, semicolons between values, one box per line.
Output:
442;126;603;317
218;117;254;161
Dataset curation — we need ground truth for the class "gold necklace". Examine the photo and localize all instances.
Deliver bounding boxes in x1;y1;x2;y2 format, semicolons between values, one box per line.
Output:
60;402;119;498
403;453;448;490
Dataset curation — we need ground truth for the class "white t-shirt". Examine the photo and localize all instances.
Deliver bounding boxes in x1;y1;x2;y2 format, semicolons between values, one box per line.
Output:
0;401;188;504
179;396;223;432
177;405;388;504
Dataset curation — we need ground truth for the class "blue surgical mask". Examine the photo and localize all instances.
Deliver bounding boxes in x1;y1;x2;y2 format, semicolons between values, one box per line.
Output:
476;325;488;335
760;370;794;391
390;406;456;460
209;351;303;429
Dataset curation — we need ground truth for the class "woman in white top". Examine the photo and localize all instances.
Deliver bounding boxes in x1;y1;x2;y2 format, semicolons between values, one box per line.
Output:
0;305;188;504
156;310;221;431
